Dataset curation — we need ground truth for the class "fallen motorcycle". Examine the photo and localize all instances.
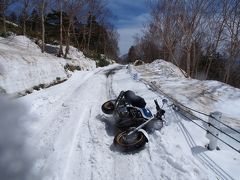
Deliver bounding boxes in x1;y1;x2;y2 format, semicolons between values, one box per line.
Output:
101;90;166;152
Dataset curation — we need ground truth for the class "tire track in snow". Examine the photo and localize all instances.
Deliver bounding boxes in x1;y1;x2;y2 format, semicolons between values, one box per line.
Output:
30;69;107;179
62;108;88;180
33;69;101;140
104;67;140;180
58;69;115;180
33;72;95;152
109;66;211;180
106;67;163;180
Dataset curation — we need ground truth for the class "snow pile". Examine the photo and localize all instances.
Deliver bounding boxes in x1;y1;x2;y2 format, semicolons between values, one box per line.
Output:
0;35;41;52
0;35;96;95
136;59;240;123
45;43;96;71
0;96;41;180
128;63;240;179
103;54;116;64
141;59;186;78
65;46;96;70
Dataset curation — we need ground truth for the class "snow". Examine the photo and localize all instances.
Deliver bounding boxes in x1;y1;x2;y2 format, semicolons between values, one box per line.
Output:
141;59;187;78
45;43;96;71
13;65;209;180
135;60;240;125
0;44;240;180
0;96;41;180
5;20;19;27
0;35;96;95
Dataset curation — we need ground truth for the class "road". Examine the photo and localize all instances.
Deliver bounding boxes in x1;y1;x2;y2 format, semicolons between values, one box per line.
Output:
19;65;221;180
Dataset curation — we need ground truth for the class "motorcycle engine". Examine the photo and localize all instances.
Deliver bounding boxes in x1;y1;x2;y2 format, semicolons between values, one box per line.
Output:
115;105;129;118
128;107;143;118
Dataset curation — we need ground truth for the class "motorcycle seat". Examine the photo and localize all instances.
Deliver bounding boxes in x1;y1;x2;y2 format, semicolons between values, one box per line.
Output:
124;90;146;108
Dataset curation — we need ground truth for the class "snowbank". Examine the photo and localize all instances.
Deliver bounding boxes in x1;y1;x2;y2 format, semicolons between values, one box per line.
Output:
45;44;96;71
135;59;240;124
141;59;187;78
0;96;41;180
132;60;240;179
0;35;96;95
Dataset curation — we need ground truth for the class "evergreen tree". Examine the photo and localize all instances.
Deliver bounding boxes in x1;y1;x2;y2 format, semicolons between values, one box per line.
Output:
127;46;138;63
8;11;17;23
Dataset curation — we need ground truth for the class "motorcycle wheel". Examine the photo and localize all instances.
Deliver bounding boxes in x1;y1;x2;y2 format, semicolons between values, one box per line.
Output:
114;130;148;152
102;100;115;114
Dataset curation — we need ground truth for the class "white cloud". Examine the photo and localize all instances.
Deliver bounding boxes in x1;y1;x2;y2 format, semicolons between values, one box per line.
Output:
118;27;142;55
117;13;149;55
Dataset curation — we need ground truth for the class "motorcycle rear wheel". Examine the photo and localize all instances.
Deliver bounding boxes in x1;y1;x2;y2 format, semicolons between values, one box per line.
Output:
102;100;115;114
114;130;148;152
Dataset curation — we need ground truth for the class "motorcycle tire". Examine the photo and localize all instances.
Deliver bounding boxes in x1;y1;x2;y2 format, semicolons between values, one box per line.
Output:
102;100;115;114
114;130;148;152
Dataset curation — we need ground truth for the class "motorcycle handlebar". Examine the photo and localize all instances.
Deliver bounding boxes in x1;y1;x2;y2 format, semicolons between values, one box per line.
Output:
154;99;161;111
154;99;165;118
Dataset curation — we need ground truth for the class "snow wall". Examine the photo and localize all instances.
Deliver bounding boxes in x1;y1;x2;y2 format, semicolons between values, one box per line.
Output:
0;36;96;96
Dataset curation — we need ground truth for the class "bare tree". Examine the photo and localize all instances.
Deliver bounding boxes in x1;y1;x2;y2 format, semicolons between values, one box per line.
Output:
204;0;229;79
21;0;31;36
86;0;107;51
177;0;210;77
0;0;16;34
105;27;119;59
142;0;239;87
56;0;63;56
149;0;185;68
223;0;240;83
40;0;46;53
86;0;95;51
33;0;47;52
63;0;85;58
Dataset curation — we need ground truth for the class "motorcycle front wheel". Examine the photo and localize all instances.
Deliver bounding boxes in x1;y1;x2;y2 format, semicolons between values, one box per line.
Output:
102;100;115;114
114;130;148;152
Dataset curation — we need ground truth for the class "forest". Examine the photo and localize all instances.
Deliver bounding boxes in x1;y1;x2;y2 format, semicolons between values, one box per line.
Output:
1;0;240;88
127;0;240;88
0;0;119;62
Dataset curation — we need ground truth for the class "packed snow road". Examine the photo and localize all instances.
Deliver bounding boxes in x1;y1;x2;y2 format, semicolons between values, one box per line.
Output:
17;65;238;180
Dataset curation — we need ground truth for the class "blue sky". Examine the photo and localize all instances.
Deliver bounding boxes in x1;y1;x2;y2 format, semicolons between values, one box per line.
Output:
8;0;149;56
108;0;150;56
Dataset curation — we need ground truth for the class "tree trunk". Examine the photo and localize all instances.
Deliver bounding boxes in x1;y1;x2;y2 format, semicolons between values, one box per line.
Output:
58;7;63;57
3;15;6;34
192;42;196;77
23;19;26;35
64;24;71;58
186;50;191;77
205;57;213;80
224;58;234;83
224;65;230;83
22;0;29;36
82;24;87;50
41;1;45;53
87;14;93;50
169;49;174;64
2;0;6;34
72;23;79;50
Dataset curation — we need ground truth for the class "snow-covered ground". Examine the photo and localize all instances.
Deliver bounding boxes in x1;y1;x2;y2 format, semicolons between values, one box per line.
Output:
0;53;240;180
0;35;96;96
44;43;96;70
135;60;240;126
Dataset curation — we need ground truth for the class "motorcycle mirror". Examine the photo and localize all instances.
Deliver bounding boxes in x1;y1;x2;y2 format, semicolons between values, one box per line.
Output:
161;99;168;108
162;99;168;105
